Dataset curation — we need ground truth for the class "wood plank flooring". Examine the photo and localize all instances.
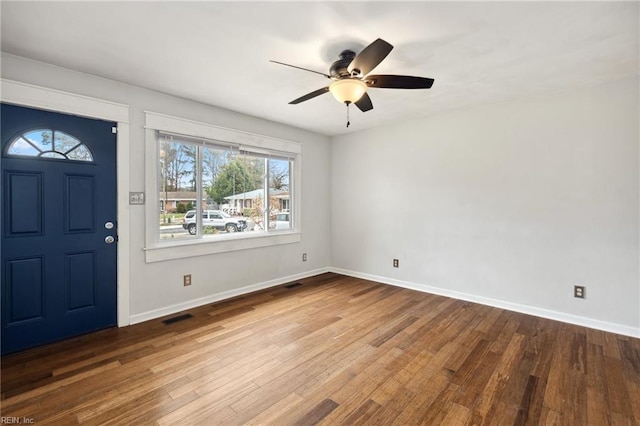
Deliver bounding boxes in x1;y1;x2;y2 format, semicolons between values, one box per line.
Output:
1;273;639;425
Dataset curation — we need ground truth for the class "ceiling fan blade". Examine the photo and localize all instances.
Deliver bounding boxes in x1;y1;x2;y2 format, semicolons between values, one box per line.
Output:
270;60;331;79
354;92;373;112
365;74;435;89
289;87;330;104
347;38;393;76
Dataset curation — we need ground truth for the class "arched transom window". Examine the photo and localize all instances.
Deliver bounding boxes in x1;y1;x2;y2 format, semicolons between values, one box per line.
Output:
5;129;93;162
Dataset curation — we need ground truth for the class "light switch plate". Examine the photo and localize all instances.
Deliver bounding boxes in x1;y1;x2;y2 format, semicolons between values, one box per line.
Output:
129;192;145;205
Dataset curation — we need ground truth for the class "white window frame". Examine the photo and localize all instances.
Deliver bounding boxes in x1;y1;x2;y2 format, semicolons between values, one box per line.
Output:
143;111;302;263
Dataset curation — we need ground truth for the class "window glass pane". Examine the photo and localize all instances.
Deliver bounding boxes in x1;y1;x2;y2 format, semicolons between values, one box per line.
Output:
66;144;93;162
40;151;65;159
204;147;262;236
158;137;197;240
153;126;297;245
7;137;40;156
24;130;53;151
54;131;81;153
202;143;230;212
244;154;266;232
269;158;292;230
6;130;93;162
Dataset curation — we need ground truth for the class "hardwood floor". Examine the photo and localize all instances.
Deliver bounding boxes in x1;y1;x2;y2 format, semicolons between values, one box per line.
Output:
1;273;639;425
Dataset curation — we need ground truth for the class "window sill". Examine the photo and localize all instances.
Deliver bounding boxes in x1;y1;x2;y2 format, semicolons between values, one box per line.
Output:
144;231;301;263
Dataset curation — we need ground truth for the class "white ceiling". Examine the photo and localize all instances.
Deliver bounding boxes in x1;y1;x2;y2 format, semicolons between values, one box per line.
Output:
1;2;638;136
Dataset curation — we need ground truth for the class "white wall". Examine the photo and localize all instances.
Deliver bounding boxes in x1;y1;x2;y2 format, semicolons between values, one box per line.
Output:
1;53;332;320
331;77;639;335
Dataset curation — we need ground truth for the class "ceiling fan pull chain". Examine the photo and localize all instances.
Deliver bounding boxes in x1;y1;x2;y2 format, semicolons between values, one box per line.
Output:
346;102;351;128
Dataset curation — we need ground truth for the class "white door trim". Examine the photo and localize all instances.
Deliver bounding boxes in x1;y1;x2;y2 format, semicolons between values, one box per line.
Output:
1;78;131;326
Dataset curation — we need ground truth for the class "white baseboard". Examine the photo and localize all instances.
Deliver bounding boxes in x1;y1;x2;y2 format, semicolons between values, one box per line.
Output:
129;267;330;325
330;267;640;339
129;265;639;338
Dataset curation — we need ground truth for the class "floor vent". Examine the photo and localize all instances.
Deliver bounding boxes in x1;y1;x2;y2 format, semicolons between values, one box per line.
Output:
162;313;193;325
284;282;302;289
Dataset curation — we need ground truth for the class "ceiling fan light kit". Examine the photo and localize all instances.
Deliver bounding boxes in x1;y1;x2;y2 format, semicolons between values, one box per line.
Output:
271;38;434;127
329;79;367;104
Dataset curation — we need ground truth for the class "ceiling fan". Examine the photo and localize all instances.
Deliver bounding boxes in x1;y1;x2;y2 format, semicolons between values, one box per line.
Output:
271;38;434;126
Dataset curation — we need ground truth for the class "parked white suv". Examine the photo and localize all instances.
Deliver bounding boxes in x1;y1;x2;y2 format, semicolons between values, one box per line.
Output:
274;213;291;230
182;210;247;235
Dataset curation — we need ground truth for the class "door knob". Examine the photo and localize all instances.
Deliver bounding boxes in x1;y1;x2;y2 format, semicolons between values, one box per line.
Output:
105;235;115;244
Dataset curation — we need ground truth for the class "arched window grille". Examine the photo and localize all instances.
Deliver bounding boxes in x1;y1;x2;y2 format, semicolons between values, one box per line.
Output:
5;129;93;162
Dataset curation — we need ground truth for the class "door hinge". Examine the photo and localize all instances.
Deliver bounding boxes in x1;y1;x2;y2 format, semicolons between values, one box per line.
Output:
112;127;117;134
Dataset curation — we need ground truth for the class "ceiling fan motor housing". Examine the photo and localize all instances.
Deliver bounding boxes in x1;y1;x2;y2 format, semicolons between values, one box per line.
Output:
330;50;358;79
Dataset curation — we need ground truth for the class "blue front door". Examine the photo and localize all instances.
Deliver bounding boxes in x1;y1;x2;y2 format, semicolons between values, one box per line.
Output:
1;103;117;355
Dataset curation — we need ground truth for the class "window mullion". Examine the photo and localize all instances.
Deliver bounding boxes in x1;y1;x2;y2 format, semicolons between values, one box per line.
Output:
196;145;203;239
264;157;269;232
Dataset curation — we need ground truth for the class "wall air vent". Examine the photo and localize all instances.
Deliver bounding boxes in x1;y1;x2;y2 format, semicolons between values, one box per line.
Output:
162;313;193;325
284;282;303;289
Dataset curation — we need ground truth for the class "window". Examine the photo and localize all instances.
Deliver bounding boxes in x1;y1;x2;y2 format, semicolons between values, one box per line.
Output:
5;129;93;162
157;133;293;240
144;112;301;262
